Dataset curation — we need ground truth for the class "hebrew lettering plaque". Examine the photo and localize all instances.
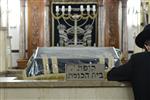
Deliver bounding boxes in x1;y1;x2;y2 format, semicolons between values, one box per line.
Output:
65;64;104;80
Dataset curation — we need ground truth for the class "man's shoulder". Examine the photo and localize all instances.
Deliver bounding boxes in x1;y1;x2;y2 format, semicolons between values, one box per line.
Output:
131;52;148;58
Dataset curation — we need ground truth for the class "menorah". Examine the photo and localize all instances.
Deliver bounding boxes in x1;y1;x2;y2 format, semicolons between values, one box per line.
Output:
52;4;97;19
51;3;97;46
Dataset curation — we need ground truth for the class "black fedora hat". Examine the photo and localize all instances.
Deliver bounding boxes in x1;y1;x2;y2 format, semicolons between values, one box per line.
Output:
135;24;150;48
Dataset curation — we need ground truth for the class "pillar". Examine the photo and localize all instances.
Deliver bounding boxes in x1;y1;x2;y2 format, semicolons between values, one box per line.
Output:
98;0;105;47
104;0;119;48
6;35;12;69
121;0;128;60
44;0;50;46
28;0;45;58
0;27;7;72
0;0;12;71
17;0;28;69
19;0;26;59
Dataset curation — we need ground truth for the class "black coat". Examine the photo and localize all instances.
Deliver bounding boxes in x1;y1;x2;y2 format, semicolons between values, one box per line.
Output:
107;52;150;100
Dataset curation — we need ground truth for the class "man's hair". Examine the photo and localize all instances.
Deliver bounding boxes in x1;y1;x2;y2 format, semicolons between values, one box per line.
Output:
144;40;150;51
144;40;150;46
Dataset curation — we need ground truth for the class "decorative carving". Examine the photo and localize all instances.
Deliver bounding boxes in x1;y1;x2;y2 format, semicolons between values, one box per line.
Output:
31;6;41;49
28;0;44;58
104;0;119;48
83;25;93;46
57;24;93;46
57;24;68;46
52;0;97;2
51;2;97;47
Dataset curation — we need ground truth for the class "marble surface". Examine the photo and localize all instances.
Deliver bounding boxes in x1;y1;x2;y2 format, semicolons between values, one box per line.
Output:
0;69;131;88
0;77;130;88
0;77;16;81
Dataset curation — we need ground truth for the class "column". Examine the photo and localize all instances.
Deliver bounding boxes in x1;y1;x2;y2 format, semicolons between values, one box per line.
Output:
0;0;11;71
98;0;105;47
104;0;119;48
6;35;12;69
0;0;7;72
0;29;11;71
28;0;45;58
44;0;50;46
0;27;7;72
121;0;128;60
17;0;28;69
19;0;26;59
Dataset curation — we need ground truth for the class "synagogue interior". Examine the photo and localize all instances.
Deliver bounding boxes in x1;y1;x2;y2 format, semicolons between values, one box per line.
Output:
0;0;149;100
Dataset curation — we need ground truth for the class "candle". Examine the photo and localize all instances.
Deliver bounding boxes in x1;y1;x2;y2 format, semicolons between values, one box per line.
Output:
68;5;71;12
80;5;84;12
92;5;96;12
87;5;90;12
61;6;65;12
56;6;59;12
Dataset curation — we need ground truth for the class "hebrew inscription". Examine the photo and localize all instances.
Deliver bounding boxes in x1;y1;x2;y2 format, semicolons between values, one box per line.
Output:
65;64;104;80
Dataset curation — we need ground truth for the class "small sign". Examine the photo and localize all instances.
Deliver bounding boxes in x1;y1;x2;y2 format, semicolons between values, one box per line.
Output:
65;64;105;80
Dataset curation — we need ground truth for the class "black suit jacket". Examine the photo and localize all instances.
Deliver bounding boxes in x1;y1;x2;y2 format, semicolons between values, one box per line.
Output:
107;52;150;100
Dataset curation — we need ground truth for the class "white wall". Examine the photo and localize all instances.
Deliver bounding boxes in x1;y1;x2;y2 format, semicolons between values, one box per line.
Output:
127;0;142;52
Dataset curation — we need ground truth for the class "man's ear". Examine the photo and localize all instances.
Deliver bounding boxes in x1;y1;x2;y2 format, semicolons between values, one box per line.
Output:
144;44;150;51
144;44;148;49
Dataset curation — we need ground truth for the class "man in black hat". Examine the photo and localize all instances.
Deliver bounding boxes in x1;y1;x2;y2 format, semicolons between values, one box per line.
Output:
107;24;150;100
